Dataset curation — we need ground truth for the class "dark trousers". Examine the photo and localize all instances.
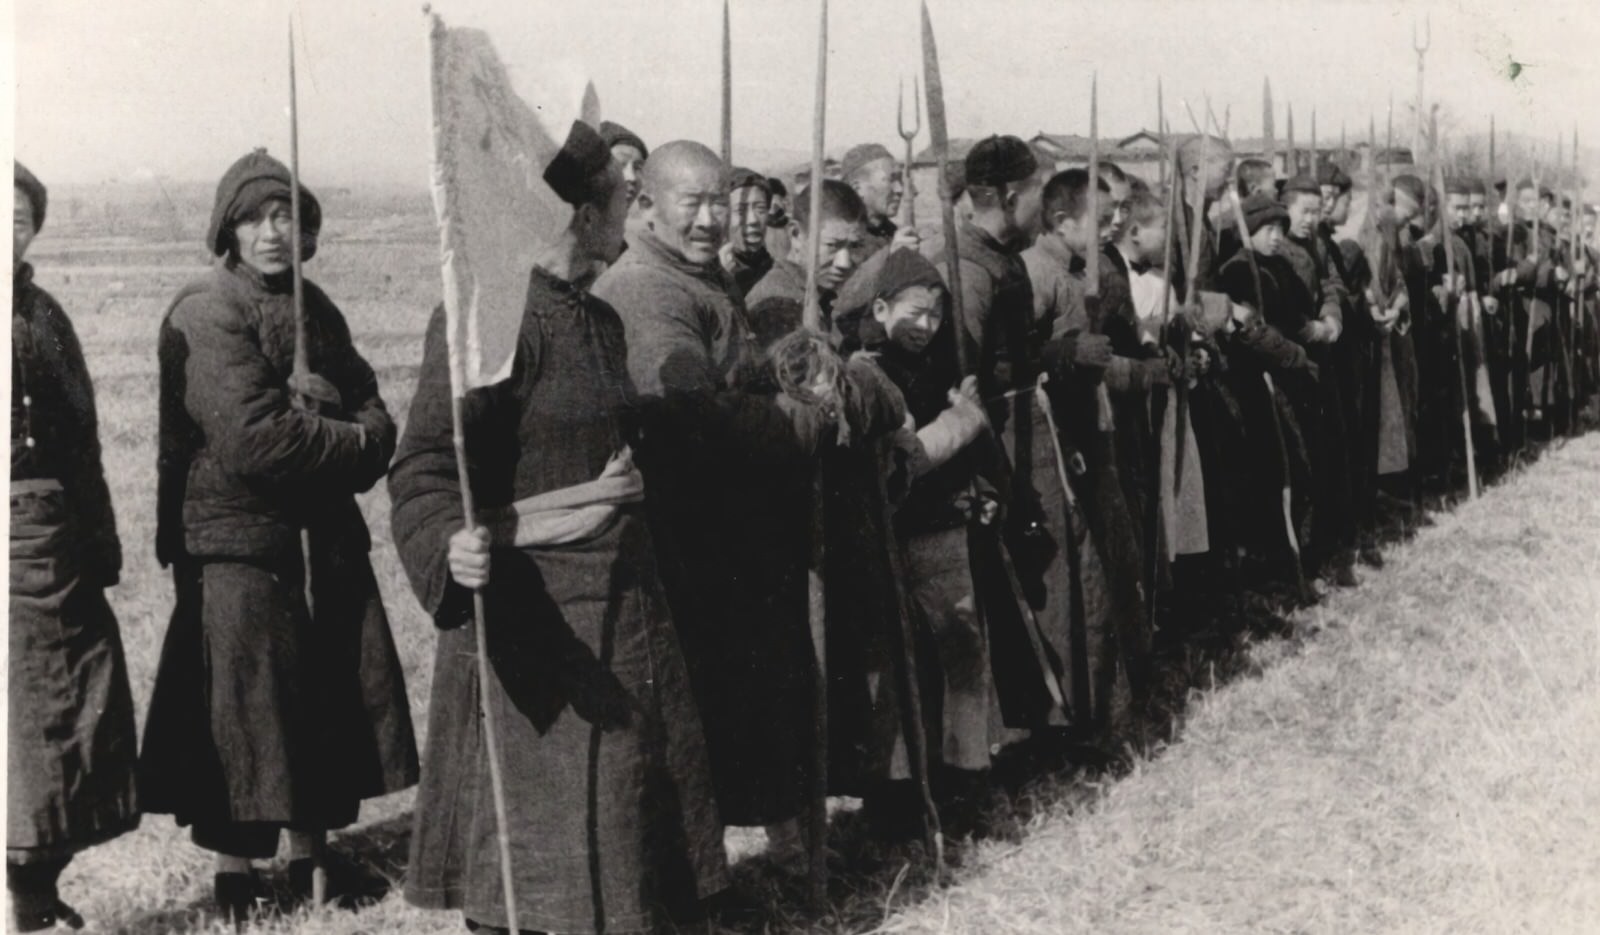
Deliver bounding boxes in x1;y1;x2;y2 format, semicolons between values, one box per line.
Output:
7;856;71;932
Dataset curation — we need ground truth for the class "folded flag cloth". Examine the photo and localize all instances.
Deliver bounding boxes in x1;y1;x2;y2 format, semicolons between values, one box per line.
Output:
478;447;644;548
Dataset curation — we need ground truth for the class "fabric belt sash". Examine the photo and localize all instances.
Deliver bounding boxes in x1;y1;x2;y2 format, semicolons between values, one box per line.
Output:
477;448;644;549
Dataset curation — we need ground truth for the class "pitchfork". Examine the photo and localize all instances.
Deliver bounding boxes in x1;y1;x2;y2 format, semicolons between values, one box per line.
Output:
898;74;921;228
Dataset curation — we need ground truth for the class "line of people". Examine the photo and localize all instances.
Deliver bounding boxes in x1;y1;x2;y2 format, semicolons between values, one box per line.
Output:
8;113;1597;935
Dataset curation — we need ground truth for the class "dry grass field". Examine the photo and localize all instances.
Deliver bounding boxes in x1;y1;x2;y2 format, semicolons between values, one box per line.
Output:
24;187;1600;934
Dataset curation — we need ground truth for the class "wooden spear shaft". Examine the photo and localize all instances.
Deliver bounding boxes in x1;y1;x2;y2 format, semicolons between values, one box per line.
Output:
1311;107;1319;176
1287;103;1297;177
1145;135;1182;640
720;0;733;165
1431;118;1479;499
1157;77;1166;190
285;33;326;904
1489;113;1497;181
289;22;309;380
1263;76;1276;171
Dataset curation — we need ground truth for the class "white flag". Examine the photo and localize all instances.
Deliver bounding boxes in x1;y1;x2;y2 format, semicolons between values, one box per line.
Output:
427;14;596;395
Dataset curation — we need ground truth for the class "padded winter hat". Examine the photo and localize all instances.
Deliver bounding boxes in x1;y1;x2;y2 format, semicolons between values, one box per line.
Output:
1316;161;1352;194
14;162;46;232
206;148;321;257
874;246;946;303
1242;191;1289;234
1279;174;1322;200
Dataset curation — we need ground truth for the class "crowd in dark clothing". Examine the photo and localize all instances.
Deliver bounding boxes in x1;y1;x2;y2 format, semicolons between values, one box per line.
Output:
9;110;1597;935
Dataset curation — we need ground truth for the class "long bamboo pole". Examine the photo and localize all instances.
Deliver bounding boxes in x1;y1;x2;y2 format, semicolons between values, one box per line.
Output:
424;13;522;930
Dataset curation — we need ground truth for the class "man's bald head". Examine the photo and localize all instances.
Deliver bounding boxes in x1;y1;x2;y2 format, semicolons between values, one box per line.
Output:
1178;134;1234;199
640;141;728;199
636;140;730;265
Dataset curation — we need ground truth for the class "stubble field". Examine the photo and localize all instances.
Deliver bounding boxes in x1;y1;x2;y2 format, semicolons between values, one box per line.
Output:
24;187;1600;934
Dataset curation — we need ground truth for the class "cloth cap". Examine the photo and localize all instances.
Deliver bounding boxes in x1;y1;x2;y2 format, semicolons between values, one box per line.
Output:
1316;162;1352;193
1466;177;1487;195
1444;176;1475;196
598;120;648;159
729;166;771;195
543;121;612;206
1280;174;1322;200
1391;174;1427;207
875;247;947;303
840;143;895;181
206;149;322;257
964;135;1038;189
1243;191;1289;234
14;162;46;232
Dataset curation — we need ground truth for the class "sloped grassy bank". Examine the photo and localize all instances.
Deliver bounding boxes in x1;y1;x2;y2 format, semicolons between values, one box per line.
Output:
882;435;1600;935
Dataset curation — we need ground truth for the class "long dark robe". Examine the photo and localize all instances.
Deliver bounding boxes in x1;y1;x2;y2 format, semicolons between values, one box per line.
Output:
391;271;726;933
1019;235;1142;733
1334;239;1384;540
866;333;1059;761
140;262;416;855
594;231;821;827
9;265;139;860
1277;233;1355;571
1217;253;1318;578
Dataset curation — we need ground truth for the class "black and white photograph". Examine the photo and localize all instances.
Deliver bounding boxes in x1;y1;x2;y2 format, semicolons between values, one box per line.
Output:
7;0;1600;931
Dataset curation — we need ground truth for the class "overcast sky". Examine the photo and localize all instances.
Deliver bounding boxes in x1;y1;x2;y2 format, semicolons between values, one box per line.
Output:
12;0;1600;187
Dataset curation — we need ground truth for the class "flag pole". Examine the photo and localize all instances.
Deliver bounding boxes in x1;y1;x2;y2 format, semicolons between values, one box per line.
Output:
425;11;521;930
